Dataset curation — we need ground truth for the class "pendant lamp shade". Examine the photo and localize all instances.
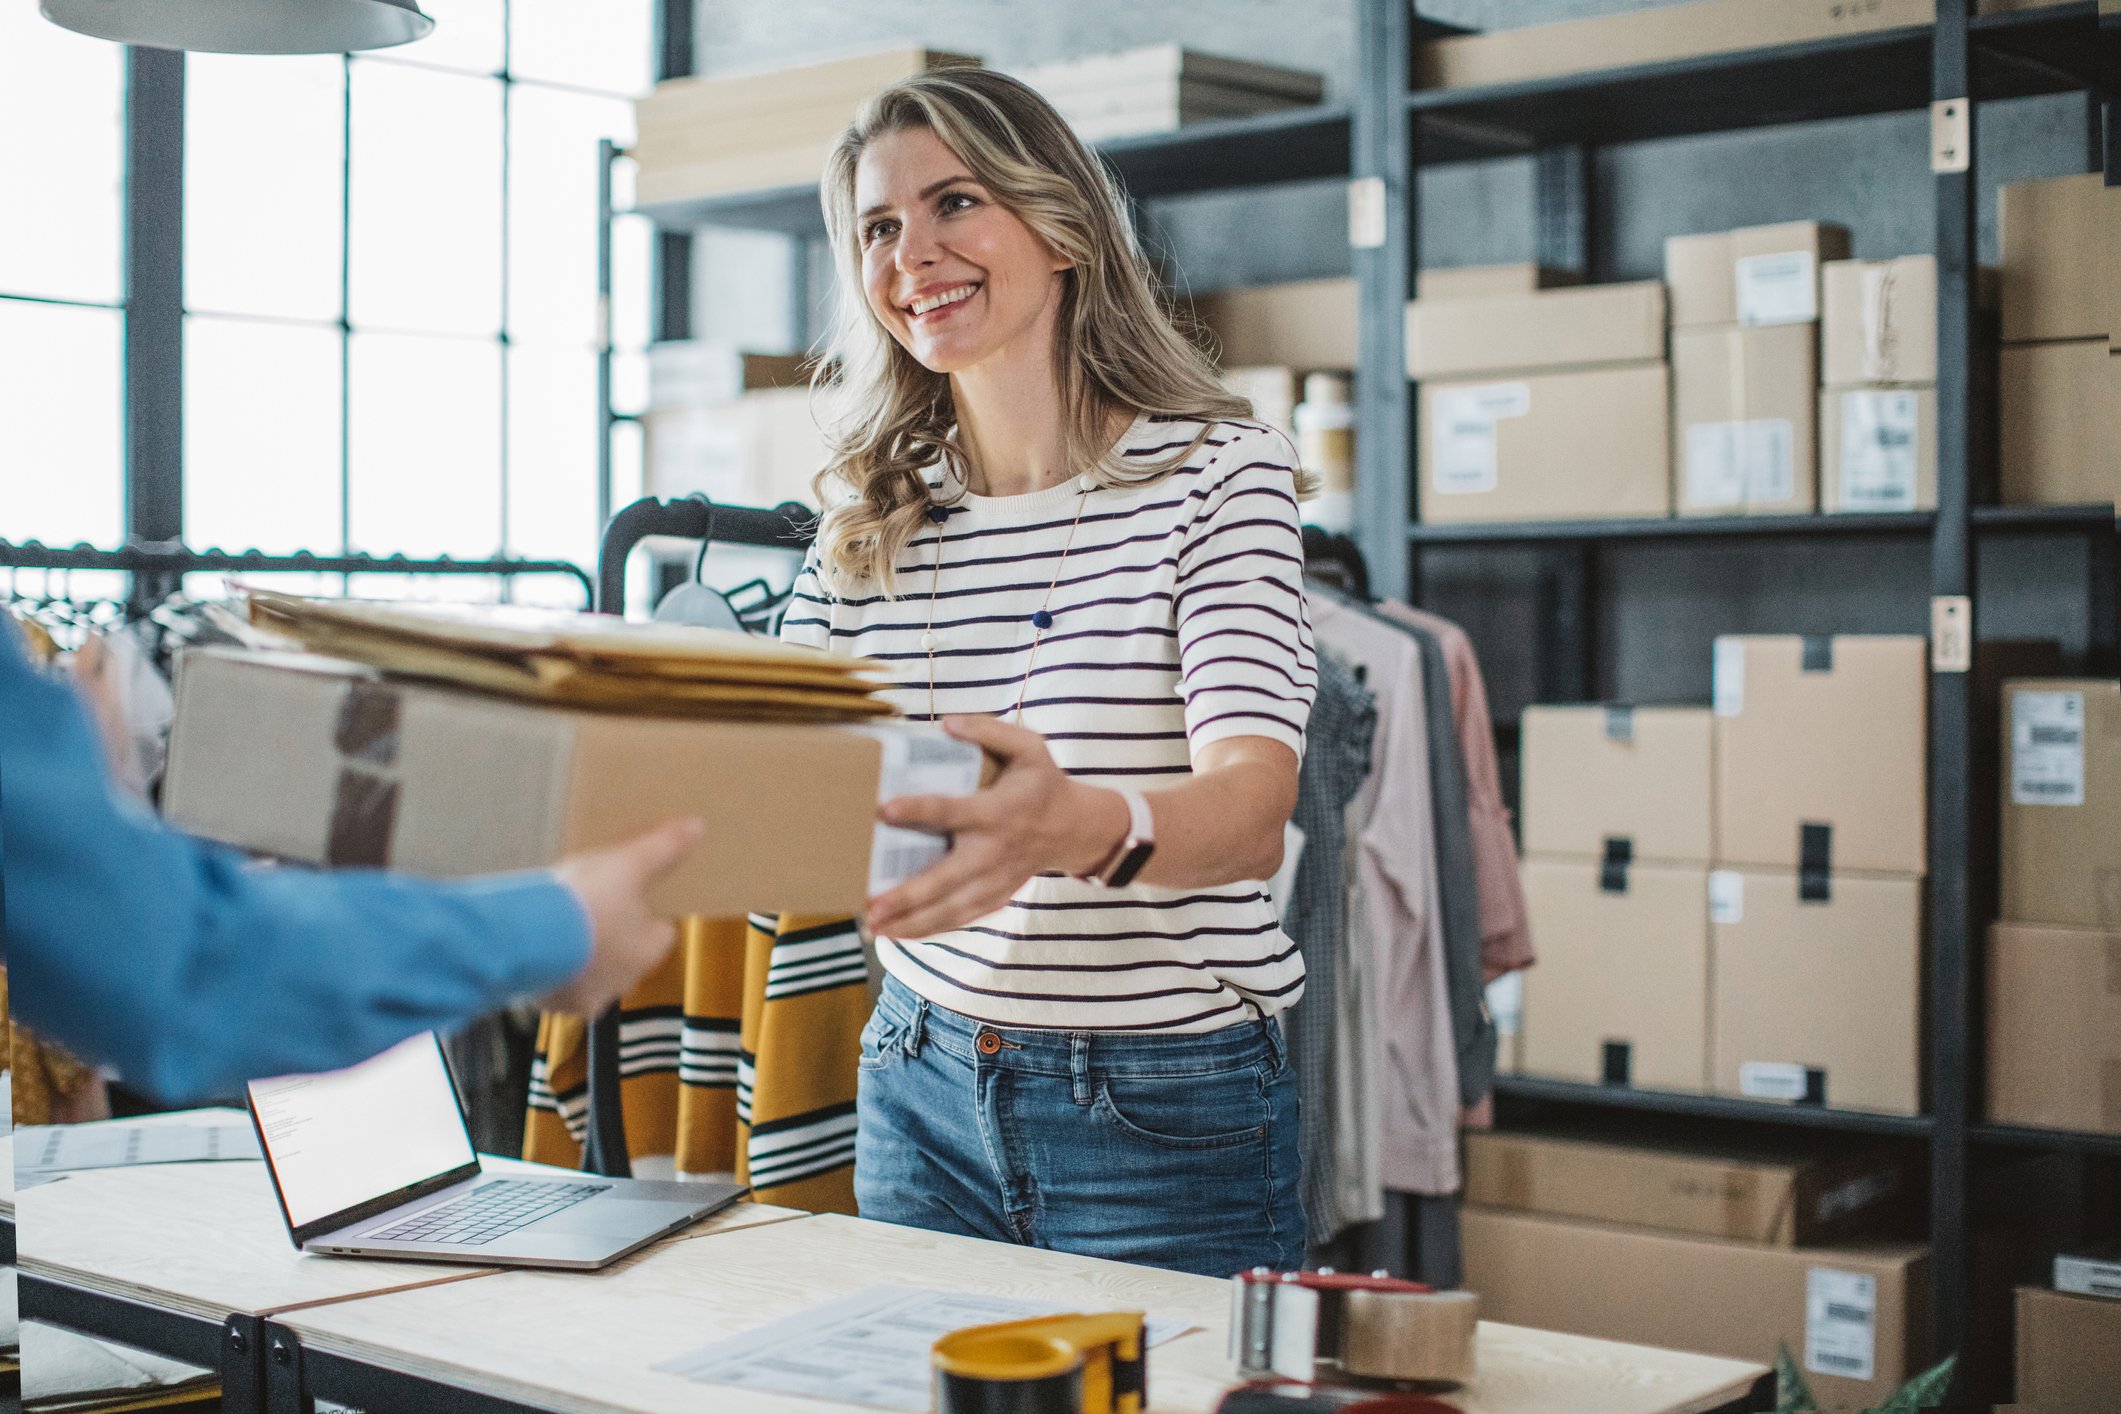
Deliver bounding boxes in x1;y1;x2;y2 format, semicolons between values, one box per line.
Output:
40;0;434;54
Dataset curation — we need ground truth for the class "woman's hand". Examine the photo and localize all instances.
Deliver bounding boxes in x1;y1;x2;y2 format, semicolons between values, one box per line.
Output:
866;715;1125;939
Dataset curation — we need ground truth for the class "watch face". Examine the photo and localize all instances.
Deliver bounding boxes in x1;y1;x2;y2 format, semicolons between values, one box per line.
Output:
1105;841;1154;889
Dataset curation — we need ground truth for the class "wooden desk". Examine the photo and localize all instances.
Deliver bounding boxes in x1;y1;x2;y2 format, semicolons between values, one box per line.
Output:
273;1211;1770;1414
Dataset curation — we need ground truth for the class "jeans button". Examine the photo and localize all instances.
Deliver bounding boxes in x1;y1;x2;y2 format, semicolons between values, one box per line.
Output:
975;1029;1002;1055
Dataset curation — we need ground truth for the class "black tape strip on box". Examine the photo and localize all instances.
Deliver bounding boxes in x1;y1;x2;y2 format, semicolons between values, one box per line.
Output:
1801;1066;1827;1106
1801;635;1834;672
326;681;403;867
1602;1040;1632;1087
1799;822;1833;902
1599;836;1633;893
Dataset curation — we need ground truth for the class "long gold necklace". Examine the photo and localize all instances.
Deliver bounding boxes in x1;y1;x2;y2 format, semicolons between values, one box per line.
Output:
919;472;1094;725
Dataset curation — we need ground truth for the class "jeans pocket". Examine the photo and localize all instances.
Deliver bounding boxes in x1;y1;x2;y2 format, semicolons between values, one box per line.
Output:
857;1013;905;1072
1093;1063;1269;1151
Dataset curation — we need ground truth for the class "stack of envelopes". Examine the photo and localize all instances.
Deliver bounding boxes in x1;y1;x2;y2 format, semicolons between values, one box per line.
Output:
244;591;894;722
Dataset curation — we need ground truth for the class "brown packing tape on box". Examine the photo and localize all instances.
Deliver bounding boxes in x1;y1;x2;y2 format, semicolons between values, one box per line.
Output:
1670;323;1819;517
1821;257;1938;387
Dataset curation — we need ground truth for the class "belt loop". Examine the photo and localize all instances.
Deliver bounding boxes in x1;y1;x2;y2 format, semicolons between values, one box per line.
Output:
1264;1014;1288;1072
1070;1034;1092;1107
907;999;927;1059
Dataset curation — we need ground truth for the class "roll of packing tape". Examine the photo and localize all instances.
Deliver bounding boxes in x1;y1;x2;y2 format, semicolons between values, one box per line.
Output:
1229;1269;1479;1387
933;1312;1147;1414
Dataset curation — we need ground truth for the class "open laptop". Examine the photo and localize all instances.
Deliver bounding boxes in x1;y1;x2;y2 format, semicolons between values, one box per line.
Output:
246;1031;745;1269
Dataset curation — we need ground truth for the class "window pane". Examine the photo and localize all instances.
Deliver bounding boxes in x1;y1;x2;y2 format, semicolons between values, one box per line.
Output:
0;8;123;302
611;415;644;516
612;212;653;352
505;344;598;568
348;62;502;336
508;85;632;346
612;350;648;416
388;0;504;76
0;301;123;548
186;55;345;321
185;317;343;554
348;332;501;557
509;0;652;97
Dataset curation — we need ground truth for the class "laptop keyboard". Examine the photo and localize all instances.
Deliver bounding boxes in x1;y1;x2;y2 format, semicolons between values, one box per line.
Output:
370;1178;612;1246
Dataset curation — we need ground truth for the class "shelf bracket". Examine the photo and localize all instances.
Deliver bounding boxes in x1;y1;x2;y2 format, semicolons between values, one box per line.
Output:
1930;99;1970;174
1931;595;1973;673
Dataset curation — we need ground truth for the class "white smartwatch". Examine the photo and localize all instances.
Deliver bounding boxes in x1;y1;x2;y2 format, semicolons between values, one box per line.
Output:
1082;787;1156;888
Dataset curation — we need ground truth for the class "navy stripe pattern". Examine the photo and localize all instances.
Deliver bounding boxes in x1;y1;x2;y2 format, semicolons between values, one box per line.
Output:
783;415;1315;1033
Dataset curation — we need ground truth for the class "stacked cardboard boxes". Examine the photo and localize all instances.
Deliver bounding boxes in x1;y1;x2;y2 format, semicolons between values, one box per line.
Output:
2015;1286;2121;1413
1997;173;2121;508
1665;221;1849;517
1405;278;1670;522
641;343;828;510
1987;678;2121;1138
1819;256;1940;513
1013;46;1323;144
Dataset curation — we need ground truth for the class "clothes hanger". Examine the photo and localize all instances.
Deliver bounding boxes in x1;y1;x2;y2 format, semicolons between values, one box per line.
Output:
651;495;747;632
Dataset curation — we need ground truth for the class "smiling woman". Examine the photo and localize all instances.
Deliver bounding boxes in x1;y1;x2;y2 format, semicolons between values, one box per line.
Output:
779;68;1322;1280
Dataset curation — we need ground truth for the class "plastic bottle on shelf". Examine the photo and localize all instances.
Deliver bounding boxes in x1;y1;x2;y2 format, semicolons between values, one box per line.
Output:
1293;371;1354;533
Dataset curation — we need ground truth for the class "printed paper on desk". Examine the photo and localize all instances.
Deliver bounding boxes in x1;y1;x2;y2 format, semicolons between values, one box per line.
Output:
656;1283;1195;1412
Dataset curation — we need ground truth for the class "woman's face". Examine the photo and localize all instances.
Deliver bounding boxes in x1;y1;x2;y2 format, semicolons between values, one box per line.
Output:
853;124;1071;376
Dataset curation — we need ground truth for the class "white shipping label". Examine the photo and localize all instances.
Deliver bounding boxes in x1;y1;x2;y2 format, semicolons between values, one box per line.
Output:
1709;870;1745;925
1683;423;1747;509
1713;638;1746;716
1739;1061;1809;1100
1431;383;1530;496
2011;690;2086;807
861;727;987;896
1735;249;1819;325
1805;1268;1878;1382
2054;1254;2121;1300
1838;390;1921;511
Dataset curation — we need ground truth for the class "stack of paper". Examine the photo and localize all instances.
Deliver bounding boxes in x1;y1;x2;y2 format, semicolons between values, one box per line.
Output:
1015;45;1324;144
631;47;978;208
244;592;894;722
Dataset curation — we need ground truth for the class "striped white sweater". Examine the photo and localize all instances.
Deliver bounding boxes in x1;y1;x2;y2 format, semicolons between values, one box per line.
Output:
781;413;1316;1033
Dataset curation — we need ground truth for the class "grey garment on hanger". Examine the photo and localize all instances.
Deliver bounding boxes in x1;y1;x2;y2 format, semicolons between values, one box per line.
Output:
1280;646;1376;1248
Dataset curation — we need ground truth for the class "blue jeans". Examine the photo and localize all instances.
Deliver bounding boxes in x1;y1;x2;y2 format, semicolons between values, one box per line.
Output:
854;975;1308;1279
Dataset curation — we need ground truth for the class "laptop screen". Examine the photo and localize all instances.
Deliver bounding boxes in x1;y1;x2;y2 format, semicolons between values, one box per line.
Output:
248;1032;478;1231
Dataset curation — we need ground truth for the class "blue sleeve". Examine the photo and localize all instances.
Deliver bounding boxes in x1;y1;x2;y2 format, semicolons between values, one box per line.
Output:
0;624;591;1102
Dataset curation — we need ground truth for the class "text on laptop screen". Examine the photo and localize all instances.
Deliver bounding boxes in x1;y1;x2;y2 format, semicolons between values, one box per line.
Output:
249;1032;477;1230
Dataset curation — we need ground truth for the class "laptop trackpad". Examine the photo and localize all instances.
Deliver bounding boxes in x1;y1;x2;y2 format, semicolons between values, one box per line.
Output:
537;1199;691;1237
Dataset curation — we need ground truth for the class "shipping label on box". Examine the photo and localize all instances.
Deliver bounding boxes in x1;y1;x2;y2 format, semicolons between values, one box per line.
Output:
1736;250;1819;326
1685;419;1796;509
1430;381;1530;495
1805;1268;1878;1382
1666;222;1851;329
2000;679;2121;929
1672;322;1818;516
1825;388;1930;513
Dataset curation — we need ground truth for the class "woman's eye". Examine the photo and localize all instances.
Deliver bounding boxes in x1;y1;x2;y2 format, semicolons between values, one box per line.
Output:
940;192;977;214
863;219;897;245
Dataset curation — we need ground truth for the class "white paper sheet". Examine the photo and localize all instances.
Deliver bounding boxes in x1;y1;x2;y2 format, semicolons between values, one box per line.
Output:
655;1283;1194;1411
14;1122;258;1177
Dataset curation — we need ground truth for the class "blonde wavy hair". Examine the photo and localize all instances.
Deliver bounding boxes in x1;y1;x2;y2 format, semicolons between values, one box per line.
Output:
809;66;1310;596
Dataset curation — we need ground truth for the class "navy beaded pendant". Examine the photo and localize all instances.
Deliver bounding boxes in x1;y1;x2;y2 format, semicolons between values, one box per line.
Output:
1030;608;1054;630
926;505;949;523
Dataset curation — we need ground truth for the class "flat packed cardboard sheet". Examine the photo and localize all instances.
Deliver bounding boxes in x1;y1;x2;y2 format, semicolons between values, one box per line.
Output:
1192;278;1356;370
1820;386;1937;514
1413;263;1583;301
1671;322;1819;516
1709;869;1924;1116
1519;857;1709;1092
1665;221;1851;330
1821;257;1937;387
2000;339;2121;508
2000;678;2121;929
1998;172;2121;344
2014;1286;2121;1414
1986;922;2121;1136
1519;704;1713;863
1712;634;1927;875
1404;280;1666;379
1462;1206;1929;1413
162;649;980;918
1462;1130;1910;1247
1419;362;1670;523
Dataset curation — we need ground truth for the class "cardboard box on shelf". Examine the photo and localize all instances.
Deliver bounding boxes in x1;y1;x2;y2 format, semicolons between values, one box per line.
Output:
1418;362;1670;523
1414;263;1583;301
1821;256;1937;387
1192;278;1358;369
1665;221;1852;330
1404;280;1666;379
161;648;984;919
1998;172;2121;345
1820;385;1937;514
1462;1130;1910;1247
1219;365;1302;445
1987;922;2121;1136
644;386;835;511
1518;857;1709;1093
646;344;812;414
1519;704;1714;863
1671;322;1819;517
1462;1207;1930;1413
2014;1287;2121;1414
2001;678;2121;928
1712;634;1928;876
2000;339;2121;507
1709;868;1924;1116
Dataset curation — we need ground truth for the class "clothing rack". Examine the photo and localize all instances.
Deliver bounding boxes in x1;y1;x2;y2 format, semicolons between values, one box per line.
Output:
580;494;815;1178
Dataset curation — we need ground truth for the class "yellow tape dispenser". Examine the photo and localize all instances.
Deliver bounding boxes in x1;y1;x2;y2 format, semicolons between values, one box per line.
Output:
932;1310;1148;1414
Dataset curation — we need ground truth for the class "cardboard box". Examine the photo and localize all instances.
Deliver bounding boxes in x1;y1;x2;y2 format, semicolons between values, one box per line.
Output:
162;648;982;918
645;344;811;414
1999;172;2121;344
1420;362;1670;523
1414;263;1582;301
2015;1287;2121;1414
1520;704;1714;864
1822;256;1937;386
1519;857;1709;1092
1987;922;2121;1136
1666;221;1852;330
2000;339;2121;507
1710;869;1924;1115
1672;323;1819;516
1820;386;1937;514
1462;1130;1909;1247
1194;278;1357;369
1712;634;1928;876
645;386;835;510
1462;1207;1930;1413
2001;679;2121;928
1404;281;1666;379
1415;0;1935;91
